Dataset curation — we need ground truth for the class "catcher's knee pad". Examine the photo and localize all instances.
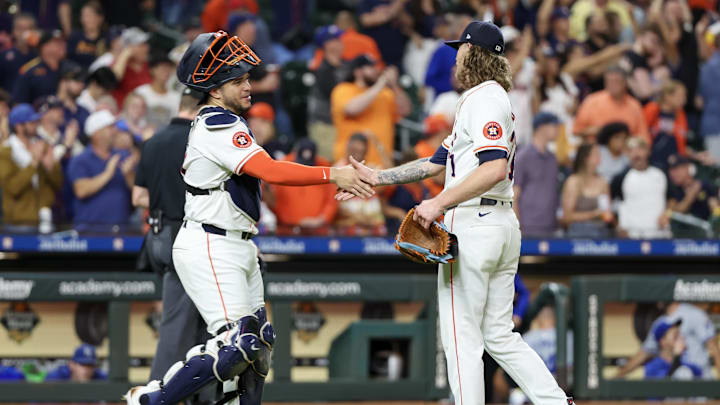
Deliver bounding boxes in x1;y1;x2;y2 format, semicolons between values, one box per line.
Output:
252;307;274;377
131;315;261;405
255;307;275;349
214;316;261;380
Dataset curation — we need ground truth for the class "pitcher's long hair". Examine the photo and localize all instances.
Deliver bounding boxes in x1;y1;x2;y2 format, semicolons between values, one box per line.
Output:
456;45;513;92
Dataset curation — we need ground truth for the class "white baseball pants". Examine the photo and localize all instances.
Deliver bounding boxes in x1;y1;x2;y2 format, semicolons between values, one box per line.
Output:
439;205;567;405
172;220;265;335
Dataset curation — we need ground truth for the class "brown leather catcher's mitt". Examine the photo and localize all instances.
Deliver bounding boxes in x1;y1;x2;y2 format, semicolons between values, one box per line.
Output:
394;208;458;264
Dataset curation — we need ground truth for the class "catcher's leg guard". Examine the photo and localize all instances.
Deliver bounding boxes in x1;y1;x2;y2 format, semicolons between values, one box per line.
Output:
124;315;261;405
217;307;275;405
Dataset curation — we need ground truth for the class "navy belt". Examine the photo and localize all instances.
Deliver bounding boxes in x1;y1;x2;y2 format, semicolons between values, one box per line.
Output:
183;221;253;240
480;198;512;207
215;322;236;335
186;184;214;196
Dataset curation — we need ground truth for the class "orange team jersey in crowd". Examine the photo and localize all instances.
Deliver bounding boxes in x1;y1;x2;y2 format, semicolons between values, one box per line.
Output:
414;140;444;197
331;83;397;167
268;155;338;226
202;0;259;32
309;29;384;71
643;101;688;156
573;90;650;141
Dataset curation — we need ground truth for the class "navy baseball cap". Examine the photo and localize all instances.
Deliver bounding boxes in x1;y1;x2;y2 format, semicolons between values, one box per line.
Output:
34;95;64;115
533;111;560;130
9;104;41;127
668;154;691;169
551;7;571;20
227;13;255;35
445;21;505;54
294;138;317;166
72;344;98;366
349;54;376;70
315;25;343;46
38;29;64;48
652;317;682;343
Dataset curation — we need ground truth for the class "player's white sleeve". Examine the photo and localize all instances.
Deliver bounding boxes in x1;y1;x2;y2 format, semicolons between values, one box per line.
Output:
206;122;264;174
461;93;512;156
440;133;453;150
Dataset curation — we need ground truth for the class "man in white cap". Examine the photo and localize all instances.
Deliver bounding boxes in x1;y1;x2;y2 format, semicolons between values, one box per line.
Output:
67;110;136;228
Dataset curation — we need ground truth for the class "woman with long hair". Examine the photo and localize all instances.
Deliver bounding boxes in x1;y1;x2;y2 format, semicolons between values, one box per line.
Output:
561;142;614;237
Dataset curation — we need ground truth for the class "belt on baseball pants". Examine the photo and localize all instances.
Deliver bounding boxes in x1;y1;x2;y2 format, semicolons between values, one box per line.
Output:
182;220;253;240
480;197;512;207
186;184;217;195
215;321;236;335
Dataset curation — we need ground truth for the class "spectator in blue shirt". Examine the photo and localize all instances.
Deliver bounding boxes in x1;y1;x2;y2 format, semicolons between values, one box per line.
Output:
667;154;719;222
513;273;530;329
0;13;37;93
644;318;702;380
358;0;409;68
699;26;720;163
57;63;90;145
45;344;107;382
424;6;473;98
18;0;69;33
12;30;67;104
0;365;25;381
66;1;107;69
67;110;135;228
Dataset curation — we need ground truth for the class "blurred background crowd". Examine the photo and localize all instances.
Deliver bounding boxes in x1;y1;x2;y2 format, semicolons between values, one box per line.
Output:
0;0;720;238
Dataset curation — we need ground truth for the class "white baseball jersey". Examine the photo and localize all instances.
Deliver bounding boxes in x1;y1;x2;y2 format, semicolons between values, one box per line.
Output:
435;79;567;405
440;80;516;204
182;106;265;233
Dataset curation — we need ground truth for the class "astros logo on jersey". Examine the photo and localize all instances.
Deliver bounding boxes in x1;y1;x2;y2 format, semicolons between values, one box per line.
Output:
483;122;503;140
232;132;252;148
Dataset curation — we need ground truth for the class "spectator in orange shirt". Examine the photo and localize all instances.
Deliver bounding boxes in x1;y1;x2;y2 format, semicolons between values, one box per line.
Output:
644;80;688;157
268;138;338;232
334;133;385;235
309;11;384;71
247;102;290;160
201;0;258;32
414;114;449;197
573;66;649;141
330;55;411;166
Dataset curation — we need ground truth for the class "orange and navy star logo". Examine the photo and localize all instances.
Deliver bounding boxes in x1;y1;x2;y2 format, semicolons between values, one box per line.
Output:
232;132;252;148
483;121;502;140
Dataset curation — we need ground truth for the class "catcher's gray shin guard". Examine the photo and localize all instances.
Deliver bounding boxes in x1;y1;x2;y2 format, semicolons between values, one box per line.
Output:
124;315;262;405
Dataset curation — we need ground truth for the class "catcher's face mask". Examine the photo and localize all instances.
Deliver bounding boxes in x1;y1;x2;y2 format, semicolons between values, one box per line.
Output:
191;31;262;86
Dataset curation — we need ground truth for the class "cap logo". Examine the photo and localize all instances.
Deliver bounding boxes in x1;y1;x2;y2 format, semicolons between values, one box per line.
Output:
232;132;252;148
495;45;502;52
466;34;471;39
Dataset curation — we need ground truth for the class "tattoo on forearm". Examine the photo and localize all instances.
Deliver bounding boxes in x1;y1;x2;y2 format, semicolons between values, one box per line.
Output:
377;158;433;185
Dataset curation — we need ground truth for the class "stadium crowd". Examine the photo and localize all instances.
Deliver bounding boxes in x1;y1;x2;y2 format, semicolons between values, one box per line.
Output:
0;0;719;238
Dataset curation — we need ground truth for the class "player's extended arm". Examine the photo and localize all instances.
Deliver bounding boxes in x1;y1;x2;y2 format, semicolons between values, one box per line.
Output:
413;159;507;228
243;150;374;198
614;350;650;378
366;156;445;186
